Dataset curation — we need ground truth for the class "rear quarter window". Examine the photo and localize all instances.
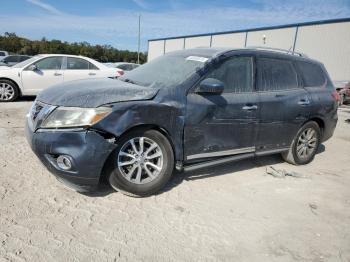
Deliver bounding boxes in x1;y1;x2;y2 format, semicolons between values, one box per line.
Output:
257;58;299;91
296;61;327;87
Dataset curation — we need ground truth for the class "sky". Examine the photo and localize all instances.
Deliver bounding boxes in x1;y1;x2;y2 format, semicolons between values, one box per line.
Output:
0;0;350;51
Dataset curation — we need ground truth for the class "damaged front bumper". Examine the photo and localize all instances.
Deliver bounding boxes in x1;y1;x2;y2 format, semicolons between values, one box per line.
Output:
25;121;116;192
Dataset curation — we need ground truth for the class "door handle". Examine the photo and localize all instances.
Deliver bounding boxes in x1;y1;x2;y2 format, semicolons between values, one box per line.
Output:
298;99;310;106
54;72;62;76
242;105;258;110
88;72;96;76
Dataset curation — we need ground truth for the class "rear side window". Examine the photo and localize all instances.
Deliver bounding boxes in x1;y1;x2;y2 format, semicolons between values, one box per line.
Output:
296;61;326;87
207;56;253;93
257;58;298;91
0;52;5;56
67;57;89;70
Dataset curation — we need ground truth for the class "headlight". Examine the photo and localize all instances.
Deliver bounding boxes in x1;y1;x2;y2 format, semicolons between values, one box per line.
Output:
40;107;112;128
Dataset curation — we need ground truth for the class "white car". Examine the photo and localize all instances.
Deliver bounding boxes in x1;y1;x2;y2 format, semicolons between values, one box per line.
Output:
0;54;121;102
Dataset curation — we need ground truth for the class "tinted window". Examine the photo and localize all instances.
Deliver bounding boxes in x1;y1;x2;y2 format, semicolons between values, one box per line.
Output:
0;52;5;56
116;64;129;70
206;56;253;93
89;62;99;70
35;57;63;70
297;61;326;87
67;57;89;70
258;58;298;91
19;56;31;62
4;56;19;63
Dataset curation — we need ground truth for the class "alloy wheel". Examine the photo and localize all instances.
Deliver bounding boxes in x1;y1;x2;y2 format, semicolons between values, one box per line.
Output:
0;82;15;101
296;128;317;159
117;137;164;184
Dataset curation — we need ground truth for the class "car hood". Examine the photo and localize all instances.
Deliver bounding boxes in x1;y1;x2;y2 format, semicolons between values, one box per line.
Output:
37;78;159;108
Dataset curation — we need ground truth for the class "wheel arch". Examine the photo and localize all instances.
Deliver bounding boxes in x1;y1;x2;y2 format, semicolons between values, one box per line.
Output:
98;124;177;184
116;124;177;158
304;117;325;137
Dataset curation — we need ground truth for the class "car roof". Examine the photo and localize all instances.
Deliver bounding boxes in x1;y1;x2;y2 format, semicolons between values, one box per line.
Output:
38;54;94;60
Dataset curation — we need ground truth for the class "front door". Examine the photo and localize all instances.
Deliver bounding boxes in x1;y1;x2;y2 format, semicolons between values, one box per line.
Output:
184;56;259;161
21;56;64;94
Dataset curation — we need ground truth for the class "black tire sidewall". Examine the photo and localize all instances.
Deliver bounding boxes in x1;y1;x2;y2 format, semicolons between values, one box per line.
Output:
0;80;19;102
291;122;321;165
108;129;174;196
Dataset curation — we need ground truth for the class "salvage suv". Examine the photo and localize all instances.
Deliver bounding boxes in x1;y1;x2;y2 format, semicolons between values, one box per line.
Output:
26;48;338;197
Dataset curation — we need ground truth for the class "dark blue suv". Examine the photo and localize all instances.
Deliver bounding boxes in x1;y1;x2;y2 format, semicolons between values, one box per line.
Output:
26;48;338;196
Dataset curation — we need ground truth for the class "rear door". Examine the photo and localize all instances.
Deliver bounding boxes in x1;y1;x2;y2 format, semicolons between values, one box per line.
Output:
184;55;259;161
63;57;100;82
256;56;311;152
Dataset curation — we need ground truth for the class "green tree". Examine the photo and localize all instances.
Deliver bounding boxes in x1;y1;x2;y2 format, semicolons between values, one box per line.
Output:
0;32;147;64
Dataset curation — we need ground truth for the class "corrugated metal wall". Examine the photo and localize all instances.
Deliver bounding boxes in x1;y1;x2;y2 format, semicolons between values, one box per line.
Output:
295;22;350;81
245;27;296;50
211;33;246;48
147;19;350;81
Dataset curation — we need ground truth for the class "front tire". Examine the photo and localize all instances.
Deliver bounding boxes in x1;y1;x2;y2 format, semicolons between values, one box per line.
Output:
108;129;174;197
0;79;19;102
282;121;321;165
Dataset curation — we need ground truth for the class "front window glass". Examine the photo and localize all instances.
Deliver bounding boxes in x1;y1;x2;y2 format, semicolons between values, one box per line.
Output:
119;55;207;89
35;57;63;70
206;56;253;93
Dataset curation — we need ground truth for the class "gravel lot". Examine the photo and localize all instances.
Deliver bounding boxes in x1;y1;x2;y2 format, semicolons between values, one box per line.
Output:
1;99;350;262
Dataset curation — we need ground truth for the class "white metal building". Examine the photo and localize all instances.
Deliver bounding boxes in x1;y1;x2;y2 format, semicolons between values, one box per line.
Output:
147;18;350;81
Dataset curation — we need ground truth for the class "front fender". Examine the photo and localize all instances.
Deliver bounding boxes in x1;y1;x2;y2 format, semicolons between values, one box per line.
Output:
92;101;185;161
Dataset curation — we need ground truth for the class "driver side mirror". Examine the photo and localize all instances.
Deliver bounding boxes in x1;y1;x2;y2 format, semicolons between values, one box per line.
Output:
27;64;38;71
195;78;224;95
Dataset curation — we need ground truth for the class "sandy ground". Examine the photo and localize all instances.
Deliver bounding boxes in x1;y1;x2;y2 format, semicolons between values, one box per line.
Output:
0;98;350;262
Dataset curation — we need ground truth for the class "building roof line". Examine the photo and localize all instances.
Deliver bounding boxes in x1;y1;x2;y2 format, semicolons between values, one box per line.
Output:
148;17;350;42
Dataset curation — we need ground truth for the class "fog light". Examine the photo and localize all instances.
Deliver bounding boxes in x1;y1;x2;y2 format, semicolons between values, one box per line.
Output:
57;155;72;170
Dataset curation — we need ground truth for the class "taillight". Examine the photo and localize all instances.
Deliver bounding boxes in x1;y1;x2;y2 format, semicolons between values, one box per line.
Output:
332;90;340;102
117;70;124;76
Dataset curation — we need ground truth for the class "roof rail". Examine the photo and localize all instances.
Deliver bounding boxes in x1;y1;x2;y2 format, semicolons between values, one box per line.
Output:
246;46;308;57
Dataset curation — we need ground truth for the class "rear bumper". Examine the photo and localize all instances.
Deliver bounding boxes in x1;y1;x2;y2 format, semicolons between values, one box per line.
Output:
25;122;116;192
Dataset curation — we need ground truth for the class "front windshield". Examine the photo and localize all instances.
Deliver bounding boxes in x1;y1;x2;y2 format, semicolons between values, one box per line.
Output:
12;55;43;68
119;55;208;89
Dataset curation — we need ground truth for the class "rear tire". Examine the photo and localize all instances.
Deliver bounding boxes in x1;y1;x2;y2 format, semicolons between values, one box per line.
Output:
108;129;174;197
282;121;321;165
0;79;19;102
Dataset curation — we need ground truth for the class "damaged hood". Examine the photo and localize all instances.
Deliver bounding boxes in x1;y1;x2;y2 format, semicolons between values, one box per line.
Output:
37;78;159;108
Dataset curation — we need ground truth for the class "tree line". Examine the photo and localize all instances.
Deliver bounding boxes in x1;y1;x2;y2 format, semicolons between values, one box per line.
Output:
0;32;147;64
